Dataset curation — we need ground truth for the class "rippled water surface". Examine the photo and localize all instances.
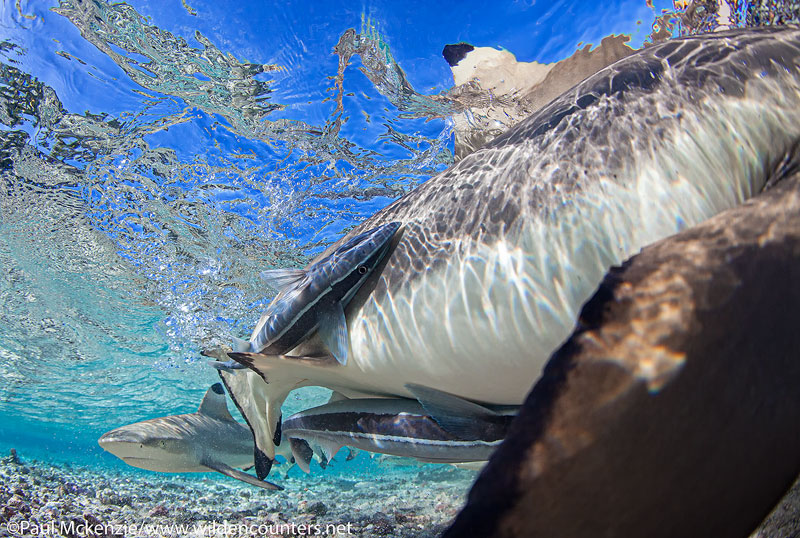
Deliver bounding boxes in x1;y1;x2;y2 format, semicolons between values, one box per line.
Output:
1;0;797;452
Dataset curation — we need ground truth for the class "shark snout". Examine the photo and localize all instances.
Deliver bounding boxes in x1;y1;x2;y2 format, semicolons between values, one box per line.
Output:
98;428;148;453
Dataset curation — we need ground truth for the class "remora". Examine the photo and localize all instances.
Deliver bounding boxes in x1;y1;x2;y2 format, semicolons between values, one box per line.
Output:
231;221;402;366
282;385;517;471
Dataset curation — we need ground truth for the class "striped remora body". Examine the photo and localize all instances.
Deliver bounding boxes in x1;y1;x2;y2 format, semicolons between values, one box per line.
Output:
222;27;800;479
242;221;401;366
98;384;282;490
282;385;517;470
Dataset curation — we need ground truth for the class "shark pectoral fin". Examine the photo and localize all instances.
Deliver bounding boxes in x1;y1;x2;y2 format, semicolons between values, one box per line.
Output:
328;391;348;403
405;383;498;438
289;438;314;474
260;268;308;290
201;458;283;491
218;355;329;479
209;360;247;372
316;439;344;464
217;368;281;464
317;301;349;365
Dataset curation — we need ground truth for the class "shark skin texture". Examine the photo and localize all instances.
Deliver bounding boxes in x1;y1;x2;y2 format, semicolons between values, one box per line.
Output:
444;170;800;538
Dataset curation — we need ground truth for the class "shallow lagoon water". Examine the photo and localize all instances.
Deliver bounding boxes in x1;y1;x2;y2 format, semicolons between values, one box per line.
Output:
3;0;800;536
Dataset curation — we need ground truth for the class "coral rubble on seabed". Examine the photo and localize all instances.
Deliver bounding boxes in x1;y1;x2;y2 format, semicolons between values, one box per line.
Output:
0;450;472;537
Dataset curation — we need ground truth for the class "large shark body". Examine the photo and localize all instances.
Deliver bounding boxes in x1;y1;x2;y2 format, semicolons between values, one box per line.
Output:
221;27;800;475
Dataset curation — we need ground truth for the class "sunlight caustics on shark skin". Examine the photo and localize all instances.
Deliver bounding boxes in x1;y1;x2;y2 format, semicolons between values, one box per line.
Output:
98;384;282;490
221;27;800;478
444;167;800;538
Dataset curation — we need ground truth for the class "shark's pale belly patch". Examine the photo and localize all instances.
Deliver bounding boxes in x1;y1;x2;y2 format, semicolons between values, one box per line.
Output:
346;88;800;403
222;27;800;473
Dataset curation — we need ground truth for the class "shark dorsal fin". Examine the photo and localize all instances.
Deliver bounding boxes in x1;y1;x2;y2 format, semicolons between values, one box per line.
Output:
405;383;498;438
197;384;235;422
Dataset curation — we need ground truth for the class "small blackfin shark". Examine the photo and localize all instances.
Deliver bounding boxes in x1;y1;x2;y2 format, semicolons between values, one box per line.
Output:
230;221;401;366
98;384;282;490
221;27;800;481
283;385;517;471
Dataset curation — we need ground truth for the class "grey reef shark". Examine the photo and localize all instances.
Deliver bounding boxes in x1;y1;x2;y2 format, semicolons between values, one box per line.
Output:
98;384;283;490
216;25;800;500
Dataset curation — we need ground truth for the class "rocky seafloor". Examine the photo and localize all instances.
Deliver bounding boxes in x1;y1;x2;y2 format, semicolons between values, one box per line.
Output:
3;447;800;538
0;449;474;537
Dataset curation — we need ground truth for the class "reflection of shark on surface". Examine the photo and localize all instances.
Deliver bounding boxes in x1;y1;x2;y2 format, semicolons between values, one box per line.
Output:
98;384;282;490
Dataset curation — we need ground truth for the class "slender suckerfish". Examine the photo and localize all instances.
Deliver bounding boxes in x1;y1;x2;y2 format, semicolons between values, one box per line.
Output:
283;385;517;471
231;221;401;366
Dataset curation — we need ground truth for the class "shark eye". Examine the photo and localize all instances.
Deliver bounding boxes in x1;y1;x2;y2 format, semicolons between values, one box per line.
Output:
357;265;368;275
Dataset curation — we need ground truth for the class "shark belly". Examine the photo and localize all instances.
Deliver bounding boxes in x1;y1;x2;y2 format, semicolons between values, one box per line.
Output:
344;62;800;404
223;28;800;472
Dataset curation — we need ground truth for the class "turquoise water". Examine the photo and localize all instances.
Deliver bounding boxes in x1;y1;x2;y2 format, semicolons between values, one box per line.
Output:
0;0;794;487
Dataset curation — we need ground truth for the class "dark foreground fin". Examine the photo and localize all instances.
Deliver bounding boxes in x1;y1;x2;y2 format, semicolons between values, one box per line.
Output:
254;447;274;480
201;458;283;491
